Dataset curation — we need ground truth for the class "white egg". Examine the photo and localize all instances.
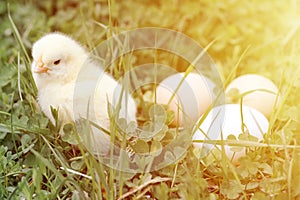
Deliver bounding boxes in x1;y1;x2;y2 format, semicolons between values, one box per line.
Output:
225;74;280;118
192;104;269;163
155;72;215;126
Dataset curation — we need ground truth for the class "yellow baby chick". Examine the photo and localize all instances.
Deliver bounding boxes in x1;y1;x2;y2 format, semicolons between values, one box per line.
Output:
31;32;136;155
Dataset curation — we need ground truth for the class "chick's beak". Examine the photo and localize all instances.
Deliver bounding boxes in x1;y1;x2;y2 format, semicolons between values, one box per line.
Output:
33;56;49;73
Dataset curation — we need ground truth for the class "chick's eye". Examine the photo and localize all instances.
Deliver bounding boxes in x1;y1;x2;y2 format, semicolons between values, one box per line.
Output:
54;60;61;65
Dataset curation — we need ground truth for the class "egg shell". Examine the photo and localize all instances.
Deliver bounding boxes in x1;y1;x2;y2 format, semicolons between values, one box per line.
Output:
225;74;280;118
155;72;215;126
155;86;182;125
192;104;269;163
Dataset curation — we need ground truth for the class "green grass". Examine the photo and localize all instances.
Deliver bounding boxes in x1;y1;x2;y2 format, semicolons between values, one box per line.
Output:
1;0;300;199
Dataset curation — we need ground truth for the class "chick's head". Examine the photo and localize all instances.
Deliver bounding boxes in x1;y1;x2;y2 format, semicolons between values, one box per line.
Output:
31;32;88;86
